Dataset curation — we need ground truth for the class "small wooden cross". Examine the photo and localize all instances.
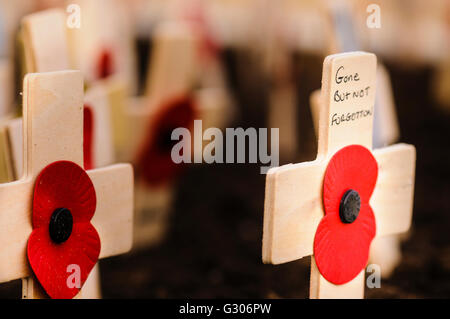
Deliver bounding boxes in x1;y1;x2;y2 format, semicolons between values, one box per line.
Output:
262;51;416;298
314;1;402;277
115;19;230;248
68;0;137;90
0;70;133;299
19;8;121;298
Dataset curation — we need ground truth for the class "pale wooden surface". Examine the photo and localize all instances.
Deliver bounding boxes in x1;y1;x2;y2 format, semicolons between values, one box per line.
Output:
317;52;376;157
84;83;115;168
268;85;298;160
145;21;199;105
310;257;364;299
0;60;13;117
263;52;416;298
371;144;416;237
0;71;133;299
311;65;400;148
21;9;71;73
372;64;399;148
7;118;24;179
67;0;137;92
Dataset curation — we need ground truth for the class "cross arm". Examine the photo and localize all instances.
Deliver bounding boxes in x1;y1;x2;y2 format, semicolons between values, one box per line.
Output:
0;180;33;283
21;9;70;73
262;160;326;264
89;163;134;258
0;162;133;284
372;143;416;237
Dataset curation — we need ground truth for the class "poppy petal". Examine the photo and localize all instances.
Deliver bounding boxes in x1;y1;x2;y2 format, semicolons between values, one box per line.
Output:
27;223;101;299
97;49;115;80
314;145;378;285
32;161;97;228
83;106;94;170
136;95;196;186
323;145;378;215
314;204;376;284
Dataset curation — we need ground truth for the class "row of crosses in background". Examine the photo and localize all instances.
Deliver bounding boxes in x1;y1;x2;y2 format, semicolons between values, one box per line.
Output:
29;0;231;267
262;52;416;298
0;1;232;298
0;3;129;299
1;1;133;298
29;0;234;250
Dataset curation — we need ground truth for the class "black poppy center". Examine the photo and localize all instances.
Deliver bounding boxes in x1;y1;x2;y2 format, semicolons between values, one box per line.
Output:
339;189;361;224
49;208;73;244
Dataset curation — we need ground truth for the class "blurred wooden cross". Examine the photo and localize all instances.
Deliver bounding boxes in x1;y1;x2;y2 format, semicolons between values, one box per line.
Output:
262;52;416;298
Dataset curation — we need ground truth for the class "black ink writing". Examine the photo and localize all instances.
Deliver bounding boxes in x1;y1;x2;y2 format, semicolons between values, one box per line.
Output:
335;66;360;84
331;109;373;126
334;86;370;102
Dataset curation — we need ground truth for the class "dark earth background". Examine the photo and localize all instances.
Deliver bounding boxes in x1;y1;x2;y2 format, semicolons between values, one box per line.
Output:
0;46;448;298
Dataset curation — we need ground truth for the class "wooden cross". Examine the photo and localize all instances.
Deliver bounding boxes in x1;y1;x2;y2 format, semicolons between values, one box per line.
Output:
15;9;128;298
68;0;137;91
262;51;416;298
0;70;133;299
114;19;229;248
312;2;402;277
125;20;199;248
262;0;298;161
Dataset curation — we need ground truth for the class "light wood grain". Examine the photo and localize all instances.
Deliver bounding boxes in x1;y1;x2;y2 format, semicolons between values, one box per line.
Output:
0;59;13;117
310;257;364;299
84;83;115;168
145;21;199;105
372;144;416;236
21;9;71;73
317;52;376;157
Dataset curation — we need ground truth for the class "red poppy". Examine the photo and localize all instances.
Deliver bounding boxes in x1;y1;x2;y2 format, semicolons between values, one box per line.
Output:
181;0;220;60
83;105;94;170
314;145;378;285
136;95;196;187
27;161;101;299
96;48;115;80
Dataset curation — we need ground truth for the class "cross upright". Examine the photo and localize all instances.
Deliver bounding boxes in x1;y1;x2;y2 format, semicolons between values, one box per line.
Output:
262;51;416;298
0;70;133;299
